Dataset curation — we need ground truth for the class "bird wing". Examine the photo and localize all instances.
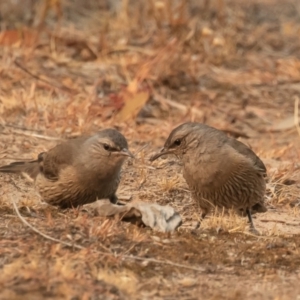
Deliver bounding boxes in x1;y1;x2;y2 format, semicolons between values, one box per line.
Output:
40;136;89;181
228;138;267;174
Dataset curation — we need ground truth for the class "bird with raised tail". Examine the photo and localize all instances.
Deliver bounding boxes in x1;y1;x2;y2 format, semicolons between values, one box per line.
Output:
0;128;134;209
150;122;267;232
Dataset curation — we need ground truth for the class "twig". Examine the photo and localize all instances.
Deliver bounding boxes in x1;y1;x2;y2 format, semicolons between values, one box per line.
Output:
134;143;150;156
3;126;61;141
14;60;75;94
11;131;61;141
154;93;204;119
11;196;84;250
106;46;155;56
294;96;300;138
227;230;274;239
3;124;45;132
10;196;205;273
120;255;205;272
260;219;300;226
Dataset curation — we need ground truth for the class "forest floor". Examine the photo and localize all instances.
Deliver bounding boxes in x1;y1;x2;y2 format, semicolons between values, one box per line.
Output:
1;0;300;299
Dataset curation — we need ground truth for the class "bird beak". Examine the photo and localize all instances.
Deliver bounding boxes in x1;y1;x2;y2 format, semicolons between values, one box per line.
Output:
120;148;135;158
149;147;172;162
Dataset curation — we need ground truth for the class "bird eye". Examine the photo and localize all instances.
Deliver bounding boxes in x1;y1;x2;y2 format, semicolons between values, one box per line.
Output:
174;139;181;146
103;143;110;151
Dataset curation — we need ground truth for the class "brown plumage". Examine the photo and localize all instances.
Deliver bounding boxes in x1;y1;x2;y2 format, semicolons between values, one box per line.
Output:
150;122;267;231
0;129;133;209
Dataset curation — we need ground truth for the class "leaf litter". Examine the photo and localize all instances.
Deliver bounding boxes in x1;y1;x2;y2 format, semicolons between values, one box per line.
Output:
1;0;300;299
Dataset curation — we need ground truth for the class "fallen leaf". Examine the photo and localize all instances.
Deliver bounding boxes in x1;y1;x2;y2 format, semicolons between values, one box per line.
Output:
115;90;149;121
85;200;182;233
269;116;298;131
0;28;39;47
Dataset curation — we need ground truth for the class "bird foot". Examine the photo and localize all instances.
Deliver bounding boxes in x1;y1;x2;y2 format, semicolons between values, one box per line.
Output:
249;226;260;235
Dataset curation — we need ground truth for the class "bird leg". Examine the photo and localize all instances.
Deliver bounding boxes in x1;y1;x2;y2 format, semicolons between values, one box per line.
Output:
246;208;259;234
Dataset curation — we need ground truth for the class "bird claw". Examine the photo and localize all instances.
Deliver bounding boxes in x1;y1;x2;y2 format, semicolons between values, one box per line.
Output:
249;226;260;235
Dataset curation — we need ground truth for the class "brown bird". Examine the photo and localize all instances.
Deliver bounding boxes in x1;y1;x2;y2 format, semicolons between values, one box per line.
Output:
150;122;267;232
0;129;134;209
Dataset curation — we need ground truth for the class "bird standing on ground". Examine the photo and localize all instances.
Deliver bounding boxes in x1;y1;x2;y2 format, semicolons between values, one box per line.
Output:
150;122;267;232
0;129;134;209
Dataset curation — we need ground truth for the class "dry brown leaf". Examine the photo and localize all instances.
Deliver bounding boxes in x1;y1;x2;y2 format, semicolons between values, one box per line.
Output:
0;28;39;47
115;90;149;121
269;116;298;132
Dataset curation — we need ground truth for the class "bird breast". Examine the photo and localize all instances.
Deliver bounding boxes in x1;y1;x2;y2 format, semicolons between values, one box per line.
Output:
181;148;266;209
35;165;120;206
182;149;235;190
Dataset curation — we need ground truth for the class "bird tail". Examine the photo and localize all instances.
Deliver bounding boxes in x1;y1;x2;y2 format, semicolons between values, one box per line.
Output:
0;160;40;179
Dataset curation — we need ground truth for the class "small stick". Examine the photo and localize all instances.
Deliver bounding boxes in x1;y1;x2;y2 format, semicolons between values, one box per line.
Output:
10;196;205;273
14;60;75;94
294;96;300;138
11;196;85;251
6;129;61;141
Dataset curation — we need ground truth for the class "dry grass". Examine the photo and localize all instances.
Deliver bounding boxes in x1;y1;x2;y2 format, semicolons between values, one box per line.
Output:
1;0;300;299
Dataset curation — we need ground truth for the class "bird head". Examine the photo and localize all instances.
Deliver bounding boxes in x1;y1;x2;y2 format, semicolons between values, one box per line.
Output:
150;122;219;162
87;128;134;162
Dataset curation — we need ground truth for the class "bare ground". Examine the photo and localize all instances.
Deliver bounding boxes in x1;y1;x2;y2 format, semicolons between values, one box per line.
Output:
1;0;300;299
